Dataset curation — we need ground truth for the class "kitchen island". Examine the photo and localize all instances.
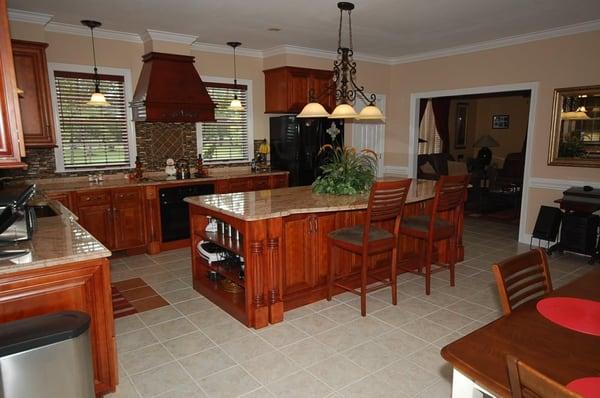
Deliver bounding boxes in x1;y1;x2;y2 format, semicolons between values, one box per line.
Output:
0;199;117;396
185;179;464;328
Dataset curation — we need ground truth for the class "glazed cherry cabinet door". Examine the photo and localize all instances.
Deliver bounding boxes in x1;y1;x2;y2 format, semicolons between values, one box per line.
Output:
282;215;316;296
78;203;114;249
12;40;56;147
286;68;311;113
0;0;25;168
112;188;145;250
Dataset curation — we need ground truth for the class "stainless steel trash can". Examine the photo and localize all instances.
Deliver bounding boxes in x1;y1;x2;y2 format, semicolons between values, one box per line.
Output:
0;311;95;398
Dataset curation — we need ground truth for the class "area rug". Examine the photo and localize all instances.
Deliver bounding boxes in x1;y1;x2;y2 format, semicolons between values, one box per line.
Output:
111;278;169;319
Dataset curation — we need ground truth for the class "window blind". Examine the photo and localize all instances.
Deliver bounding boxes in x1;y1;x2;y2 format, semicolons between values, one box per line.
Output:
54;71;131;170
201;82;249;162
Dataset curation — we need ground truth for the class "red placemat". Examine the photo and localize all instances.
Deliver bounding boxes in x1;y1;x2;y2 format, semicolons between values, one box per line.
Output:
536;297;600;336
567;377;600;398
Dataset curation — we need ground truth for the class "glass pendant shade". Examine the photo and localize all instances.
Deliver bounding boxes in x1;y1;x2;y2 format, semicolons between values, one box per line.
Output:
297;102;331;118
357;105;384;120
228;96;245;111
87;91;110;106
329;103;358;119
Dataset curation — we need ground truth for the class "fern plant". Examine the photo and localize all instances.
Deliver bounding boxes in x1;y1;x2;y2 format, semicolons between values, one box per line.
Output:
312;145;377;195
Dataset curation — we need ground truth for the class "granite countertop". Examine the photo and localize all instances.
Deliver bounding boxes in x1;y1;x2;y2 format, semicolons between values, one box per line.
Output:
33;168;288;193
184;179;437;221
0;198;111;275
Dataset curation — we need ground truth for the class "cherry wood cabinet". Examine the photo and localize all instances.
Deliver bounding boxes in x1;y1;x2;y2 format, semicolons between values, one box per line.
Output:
78;202;114;249
282;213;336;300
75;187;145;251
0;258;117;396
0;0;25;168
45;191;74;212
112;188;145;250
264;66;335;113
12;40;56;147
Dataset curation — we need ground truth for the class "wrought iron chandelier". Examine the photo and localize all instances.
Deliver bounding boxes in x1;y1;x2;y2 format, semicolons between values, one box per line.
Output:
298;2;383;120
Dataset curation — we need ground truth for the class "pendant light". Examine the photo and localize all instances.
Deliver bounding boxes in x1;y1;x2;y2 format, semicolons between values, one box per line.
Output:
298;2;383;121
227;41;245;111
81;20;110;106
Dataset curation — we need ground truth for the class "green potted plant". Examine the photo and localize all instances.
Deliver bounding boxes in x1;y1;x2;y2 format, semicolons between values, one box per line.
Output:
312;144;378;195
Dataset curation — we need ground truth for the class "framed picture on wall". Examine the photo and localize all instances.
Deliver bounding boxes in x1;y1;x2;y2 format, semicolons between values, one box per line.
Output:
492;114;510;129
454;103;468;149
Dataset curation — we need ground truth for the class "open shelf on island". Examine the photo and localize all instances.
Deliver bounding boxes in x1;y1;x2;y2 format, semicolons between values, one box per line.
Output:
193;275;247;325
201;231;244;256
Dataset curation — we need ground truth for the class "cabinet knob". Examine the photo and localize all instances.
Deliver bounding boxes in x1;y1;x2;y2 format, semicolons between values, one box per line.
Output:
119;194;124;198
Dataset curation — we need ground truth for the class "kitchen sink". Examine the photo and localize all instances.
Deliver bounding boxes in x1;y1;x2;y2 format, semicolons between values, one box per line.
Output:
31;204;58;218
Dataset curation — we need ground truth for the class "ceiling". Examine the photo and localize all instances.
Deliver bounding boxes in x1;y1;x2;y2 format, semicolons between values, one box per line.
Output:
8;0;600;58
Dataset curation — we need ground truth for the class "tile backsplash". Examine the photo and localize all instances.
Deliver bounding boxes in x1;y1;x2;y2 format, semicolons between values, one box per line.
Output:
135;122;198;171
0;122;252;181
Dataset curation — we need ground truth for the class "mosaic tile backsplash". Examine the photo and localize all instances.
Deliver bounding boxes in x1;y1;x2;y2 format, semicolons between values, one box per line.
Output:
0;123;253;181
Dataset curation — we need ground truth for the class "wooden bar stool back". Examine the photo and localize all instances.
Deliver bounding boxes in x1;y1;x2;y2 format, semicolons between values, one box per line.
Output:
327;179;412;316
399;174;469;295
506;355;582;398
492;248;553;316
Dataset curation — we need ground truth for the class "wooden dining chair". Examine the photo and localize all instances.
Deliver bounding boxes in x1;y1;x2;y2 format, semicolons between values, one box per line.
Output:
506;355;582;398
492;248;553;316
399;174;469;295
327;179;412;316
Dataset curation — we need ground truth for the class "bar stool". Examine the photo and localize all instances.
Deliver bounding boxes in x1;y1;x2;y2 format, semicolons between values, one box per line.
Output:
399;174;469;295
327;179;412;316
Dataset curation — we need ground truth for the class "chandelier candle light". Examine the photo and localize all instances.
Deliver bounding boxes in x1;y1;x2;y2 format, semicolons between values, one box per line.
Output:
227;41;245;111
298;2;384;121
81;20;110;106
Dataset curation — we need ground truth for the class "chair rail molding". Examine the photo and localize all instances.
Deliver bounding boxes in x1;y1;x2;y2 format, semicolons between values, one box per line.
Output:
528;177;600;191
384;166;409;176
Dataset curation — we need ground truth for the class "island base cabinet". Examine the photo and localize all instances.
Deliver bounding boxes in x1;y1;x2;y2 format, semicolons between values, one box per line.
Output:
0;258;117;396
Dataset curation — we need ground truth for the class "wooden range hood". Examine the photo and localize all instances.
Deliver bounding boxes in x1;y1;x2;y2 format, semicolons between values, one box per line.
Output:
131;52;215;122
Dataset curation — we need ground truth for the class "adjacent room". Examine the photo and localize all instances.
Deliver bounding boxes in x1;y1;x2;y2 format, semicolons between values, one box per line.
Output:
0;1;598;398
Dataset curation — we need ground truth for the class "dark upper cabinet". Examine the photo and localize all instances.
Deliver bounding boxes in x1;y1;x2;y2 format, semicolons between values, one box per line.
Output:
264;66;335;114
12;40;56;147
0;0;25;168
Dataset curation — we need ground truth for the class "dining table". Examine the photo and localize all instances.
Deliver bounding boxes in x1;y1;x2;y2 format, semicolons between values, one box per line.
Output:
441;268;600;398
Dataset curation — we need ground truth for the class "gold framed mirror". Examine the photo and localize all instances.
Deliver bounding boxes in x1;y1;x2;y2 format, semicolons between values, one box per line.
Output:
548;85;600;168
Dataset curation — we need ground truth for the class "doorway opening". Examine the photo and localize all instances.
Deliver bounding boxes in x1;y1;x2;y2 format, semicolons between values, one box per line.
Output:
409;83;538;243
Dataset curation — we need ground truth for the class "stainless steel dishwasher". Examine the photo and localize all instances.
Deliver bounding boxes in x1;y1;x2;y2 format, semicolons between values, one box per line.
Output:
0;311;95;398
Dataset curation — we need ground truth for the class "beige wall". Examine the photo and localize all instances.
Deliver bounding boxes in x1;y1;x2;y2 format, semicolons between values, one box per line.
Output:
448;95;530;164
9;19;600;236
387;30;600;234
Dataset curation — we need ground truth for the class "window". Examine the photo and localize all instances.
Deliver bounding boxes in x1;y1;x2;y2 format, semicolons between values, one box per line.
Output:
50;65;135;172
199;82;251;163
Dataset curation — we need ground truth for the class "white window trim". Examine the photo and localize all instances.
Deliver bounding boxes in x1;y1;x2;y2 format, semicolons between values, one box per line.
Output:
48;62;137;173
196;75;254;164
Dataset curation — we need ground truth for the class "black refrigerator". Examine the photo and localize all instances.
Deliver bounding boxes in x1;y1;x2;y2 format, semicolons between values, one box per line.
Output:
270;116;344;187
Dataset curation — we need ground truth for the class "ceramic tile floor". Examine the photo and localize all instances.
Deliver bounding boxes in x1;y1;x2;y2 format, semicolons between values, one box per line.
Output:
107;218;596;398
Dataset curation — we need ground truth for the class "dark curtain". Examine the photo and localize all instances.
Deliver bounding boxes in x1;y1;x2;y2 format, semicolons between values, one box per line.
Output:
431;98;451;153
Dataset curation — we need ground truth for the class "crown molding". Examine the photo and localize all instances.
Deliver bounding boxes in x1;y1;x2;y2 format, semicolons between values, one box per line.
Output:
142;29;197;45
390;18;600;65
7;8;600;66
262;45;392;65
45;22;142;43
8;9;53;25
192;42;263;58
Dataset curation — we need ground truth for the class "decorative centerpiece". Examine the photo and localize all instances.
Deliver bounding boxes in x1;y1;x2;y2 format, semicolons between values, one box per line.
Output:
312;144;377;195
